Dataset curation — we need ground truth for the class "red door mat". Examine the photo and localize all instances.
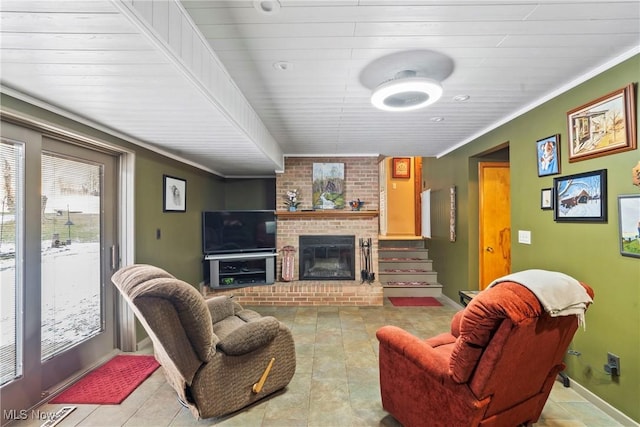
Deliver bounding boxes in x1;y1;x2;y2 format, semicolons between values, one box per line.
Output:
388;297;443;307
50;355;160;405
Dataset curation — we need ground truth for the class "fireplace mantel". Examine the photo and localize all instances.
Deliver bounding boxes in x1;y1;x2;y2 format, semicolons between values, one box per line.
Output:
276;210;379;219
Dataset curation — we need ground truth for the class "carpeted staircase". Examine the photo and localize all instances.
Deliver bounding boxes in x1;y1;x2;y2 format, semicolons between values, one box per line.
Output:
378;238;443;297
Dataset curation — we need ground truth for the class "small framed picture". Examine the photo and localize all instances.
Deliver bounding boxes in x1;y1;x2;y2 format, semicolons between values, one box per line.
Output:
163;175;186;212
536;134;560;176
567;83;636;162
392;157;411;178
553;169;607;222
541;188;553;210
618;194;640;258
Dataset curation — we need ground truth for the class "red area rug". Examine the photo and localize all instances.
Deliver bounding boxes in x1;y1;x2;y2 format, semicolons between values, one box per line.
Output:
388;297;443;307
50;355;159;405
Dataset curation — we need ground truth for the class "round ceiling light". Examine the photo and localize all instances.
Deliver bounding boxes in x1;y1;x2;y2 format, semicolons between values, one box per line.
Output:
360;50;454;113
371;76;443;112
253;0;281;14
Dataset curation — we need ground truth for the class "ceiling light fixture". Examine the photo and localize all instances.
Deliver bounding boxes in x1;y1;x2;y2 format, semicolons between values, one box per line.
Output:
453;94;470;102
371;71;443;112
253;0;281;14
360;50;454;113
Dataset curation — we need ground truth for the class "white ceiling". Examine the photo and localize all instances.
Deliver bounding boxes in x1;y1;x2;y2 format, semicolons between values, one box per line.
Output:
1;0;639;177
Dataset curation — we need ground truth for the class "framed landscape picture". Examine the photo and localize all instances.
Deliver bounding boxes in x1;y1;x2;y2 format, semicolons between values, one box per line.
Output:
553;169;607;222
618;194;640;258
312;163;345;209
567;83;636;162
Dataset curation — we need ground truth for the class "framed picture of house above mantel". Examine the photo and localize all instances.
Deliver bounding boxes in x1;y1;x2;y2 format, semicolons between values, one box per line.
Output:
567;83;637;162
553;169;607;222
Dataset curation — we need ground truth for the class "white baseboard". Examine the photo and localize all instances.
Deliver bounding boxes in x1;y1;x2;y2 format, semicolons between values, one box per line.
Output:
136;337;152;352
440;293;464;309
568;378;638;426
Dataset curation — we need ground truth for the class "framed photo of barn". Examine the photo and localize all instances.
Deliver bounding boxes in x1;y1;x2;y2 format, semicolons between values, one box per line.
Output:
553;169;607;222
618;194;640;258
566;83;636;162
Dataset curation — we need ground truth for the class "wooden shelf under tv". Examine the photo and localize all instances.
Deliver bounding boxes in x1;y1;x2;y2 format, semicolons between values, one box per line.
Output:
276;210;379;219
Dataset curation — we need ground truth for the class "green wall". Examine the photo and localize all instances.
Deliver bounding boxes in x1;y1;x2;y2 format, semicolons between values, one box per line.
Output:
133;150;225;285
225;178;276;210
423;55;640;421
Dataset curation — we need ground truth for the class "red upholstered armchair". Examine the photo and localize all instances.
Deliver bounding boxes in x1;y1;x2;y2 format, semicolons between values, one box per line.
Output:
376;280;594;427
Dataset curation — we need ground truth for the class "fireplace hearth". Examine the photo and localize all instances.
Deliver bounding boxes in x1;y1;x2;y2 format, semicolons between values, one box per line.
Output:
299;235;355;280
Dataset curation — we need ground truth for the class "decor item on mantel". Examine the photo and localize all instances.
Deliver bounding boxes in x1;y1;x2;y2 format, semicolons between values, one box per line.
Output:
349;199;364;211
284;189;301;211
312;163;345;209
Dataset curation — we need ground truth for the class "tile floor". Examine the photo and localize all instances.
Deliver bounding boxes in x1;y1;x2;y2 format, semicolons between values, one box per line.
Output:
17;299;624;427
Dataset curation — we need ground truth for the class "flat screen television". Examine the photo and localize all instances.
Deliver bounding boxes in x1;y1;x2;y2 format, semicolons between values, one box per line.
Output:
202;210;277;255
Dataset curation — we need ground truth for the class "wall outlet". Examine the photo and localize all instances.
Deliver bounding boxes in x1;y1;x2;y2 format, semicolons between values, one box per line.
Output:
604;352;620;376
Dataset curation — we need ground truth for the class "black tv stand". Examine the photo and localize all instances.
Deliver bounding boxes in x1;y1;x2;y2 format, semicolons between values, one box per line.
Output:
204;252;276;288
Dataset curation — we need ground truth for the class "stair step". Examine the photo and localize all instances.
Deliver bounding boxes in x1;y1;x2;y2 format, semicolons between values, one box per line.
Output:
379;258;433;270
378;239;425;249
384;281;437;287
378;270;438;283
383;283;442;297
379;249;429;259
378;239;439;297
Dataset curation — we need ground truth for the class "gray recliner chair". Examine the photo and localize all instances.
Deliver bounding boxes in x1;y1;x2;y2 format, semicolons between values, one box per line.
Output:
111;264;296;419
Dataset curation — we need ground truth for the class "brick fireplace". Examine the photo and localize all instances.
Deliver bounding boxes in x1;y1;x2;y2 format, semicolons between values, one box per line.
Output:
209;156;383;306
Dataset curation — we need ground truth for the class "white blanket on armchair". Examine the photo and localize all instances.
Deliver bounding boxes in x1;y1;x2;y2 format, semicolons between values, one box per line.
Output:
488;269;592;328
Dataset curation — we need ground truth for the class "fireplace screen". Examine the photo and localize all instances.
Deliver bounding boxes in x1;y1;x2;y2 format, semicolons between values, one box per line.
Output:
299;235;355;280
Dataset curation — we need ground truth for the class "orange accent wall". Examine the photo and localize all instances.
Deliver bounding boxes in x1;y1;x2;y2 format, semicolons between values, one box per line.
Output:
385;157;417;235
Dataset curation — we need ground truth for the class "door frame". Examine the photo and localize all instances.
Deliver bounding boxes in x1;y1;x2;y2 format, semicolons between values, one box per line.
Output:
0;110;136;416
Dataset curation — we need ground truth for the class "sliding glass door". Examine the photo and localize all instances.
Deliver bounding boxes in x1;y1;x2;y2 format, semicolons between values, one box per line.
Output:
1;121;118;421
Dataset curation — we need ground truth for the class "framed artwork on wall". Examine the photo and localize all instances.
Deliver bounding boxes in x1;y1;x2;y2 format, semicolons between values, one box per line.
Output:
618;194;640;258
567;83;637;162
553;169;607;222
536;134;560;176
312;163;345;209
449;186;456;242
541;188;553;210
163;175;186;212
392;157;411;178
